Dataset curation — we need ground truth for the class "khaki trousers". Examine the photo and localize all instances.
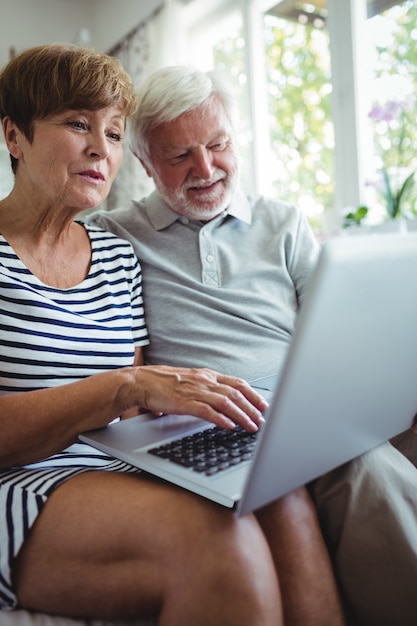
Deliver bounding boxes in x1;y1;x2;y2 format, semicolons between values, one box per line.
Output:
312;430;417;626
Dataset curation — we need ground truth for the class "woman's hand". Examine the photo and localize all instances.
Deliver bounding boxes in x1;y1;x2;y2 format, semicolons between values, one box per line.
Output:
133;366;268;432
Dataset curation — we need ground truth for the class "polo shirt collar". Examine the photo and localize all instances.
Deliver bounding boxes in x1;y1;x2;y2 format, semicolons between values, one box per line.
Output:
145;188;252;231
226;188;252;224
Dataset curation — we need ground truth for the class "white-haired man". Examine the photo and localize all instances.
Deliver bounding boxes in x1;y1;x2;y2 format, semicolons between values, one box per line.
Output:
90;65;417;626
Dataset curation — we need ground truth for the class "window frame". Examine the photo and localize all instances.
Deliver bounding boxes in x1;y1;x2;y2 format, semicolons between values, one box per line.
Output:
182;0;394;216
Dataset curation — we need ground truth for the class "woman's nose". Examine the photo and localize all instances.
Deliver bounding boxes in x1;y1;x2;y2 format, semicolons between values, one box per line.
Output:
87;133;110;159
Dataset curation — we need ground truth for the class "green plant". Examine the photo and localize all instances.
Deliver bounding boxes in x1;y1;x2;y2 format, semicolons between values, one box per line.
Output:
381;168;415;219
343;205;369;228
370;99;415;220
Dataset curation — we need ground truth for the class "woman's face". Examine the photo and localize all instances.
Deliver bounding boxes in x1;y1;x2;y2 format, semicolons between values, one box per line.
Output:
11;106;125;211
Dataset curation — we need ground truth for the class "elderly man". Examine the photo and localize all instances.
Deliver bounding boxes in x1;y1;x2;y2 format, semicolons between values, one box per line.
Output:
90;65;417;626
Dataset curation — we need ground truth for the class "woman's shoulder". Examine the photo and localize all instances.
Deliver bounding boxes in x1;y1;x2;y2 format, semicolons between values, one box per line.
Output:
78;220;135;251
78;221;142;279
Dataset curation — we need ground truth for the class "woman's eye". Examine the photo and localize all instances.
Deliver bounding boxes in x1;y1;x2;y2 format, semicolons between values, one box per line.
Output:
108;132;122;142
68;120;86;130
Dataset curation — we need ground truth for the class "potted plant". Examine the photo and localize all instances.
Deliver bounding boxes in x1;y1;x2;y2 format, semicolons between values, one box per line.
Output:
369;99;416;228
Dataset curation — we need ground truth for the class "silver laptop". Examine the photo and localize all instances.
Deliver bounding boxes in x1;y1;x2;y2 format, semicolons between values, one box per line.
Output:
80;232;417;516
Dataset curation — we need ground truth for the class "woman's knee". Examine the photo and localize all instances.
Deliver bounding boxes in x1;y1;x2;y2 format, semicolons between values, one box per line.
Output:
177;509;281;621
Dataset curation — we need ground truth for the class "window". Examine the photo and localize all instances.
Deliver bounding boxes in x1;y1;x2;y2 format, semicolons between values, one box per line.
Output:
263;4;333;230
182;0;416;234
364;0;417;223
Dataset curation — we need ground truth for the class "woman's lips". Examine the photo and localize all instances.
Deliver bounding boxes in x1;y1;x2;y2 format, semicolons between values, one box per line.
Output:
79;170;105;183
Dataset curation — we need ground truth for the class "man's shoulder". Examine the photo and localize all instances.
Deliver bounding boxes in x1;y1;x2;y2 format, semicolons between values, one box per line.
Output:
89;199;147;229
248;193;298;213
228;188;300;224
247;193;304;228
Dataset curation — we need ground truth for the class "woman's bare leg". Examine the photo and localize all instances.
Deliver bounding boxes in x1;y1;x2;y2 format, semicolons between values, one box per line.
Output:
13;471;282;626
256;486;346;626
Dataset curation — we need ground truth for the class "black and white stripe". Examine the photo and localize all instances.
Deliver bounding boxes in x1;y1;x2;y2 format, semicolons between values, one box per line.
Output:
0;223;148;608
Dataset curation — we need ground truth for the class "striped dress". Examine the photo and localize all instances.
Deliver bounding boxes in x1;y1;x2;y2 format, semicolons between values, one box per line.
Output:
0;223;149;610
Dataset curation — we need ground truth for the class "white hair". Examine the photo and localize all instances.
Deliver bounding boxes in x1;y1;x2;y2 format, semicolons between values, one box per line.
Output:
128;65;240;168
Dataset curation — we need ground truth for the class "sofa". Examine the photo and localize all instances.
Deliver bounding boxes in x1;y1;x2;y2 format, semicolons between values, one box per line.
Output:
1;609;156;626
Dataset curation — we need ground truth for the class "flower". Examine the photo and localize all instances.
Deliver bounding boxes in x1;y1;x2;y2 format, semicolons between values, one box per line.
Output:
369;100;404;124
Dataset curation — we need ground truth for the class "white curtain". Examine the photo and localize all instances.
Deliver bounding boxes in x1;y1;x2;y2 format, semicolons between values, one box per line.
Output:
106;0;185;211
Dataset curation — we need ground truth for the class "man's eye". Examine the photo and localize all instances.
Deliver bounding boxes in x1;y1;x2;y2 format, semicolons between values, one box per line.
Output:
210;141;227;151
170;153;188;162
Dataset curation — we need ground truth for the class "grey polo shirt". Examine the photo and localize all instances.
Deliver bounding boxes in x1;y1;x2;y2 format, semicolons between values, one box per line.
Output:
89;188;319;381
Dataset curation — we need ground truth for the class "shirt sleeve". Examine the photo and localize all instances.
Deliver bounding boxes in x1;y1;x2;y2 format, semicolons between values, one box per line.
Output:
287;207;321;309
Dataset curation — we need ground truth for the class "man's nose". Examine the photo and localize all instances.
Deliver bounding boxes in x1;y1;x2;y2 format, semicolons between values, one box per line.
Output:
191;147;214;179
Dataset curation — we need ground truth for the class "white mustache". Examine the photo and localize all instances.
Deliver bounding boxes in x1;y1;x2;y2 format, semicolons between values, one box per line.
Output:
185;172;226;190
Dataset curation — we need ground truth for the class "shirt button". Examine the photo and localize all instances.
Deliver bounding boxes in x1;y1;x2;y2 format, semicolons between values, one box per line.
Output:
206;254;214;263
180;217;189;224
202;230;210;238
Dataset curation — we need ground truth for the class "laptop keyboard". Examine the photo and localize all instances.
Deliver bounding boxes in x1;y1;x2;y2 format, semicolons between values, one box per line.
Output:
148;425;259;476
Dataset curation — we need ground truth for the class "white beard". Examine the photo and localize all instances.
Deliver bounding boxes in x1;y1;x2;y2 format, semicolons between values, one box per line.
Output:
153;166;240;221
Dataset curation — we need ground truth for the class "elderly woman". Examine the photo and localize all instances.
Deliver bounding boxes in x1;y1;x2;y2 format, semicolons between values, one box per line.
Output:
0;44;345;626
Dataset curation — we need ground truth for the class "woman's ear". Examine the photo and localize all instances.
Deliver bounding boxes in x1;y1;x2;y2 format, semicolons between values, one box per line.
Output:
2;117;24;160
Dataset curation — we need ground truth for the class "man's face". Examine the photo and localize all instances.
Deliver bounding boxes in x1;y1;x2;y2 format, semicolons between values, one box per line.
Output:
146;96;240;221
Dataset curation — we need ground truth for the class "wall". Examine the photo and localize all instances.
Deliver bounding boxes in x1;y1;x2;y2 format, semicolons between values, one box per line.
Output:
92;0;163;53
0;0;163;73
0;0;163;193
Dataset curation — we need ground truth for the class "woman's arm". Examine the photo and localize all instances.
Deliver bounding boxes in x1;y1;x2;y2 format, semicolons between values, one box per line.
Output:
119;347;146;420
0;362;267;468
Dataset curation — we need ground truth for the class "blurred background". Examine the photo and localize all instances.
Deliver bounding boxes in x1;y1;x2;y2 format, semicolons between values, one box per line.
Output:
1;0;416;236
